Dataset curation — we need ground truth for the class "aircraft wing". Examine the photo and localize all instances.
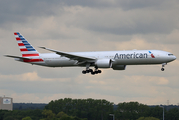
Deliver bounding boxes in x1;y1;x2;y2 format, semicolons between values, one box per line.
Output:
4;55;31;60
39;47;96;62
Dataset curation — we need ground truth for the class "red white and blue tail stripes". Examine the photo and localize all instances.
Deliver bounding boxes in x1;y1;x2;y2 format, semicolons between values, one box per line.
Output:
14;32;39;57
14;32;44;63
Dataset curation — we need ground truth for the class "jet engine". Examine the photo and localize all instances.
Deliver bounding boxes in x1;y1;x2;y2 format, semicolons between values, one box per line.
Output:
95;59;112;68
112;65;126;70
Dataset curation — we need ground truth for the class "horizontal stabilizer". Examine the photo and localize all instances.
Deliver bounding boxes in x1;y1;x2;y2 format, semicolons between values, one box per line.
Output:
4;55;31;60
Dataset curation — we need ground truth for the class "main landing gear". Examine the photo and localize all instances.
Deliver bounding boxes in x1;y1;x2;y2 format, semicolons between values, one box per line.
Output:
161;63;167;71
82;66;102;75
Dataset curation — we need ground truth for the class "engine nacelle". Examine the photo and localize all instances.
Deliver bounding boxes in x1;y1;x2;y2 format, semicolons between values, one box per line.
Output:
112;65;126;70
95;59;112;68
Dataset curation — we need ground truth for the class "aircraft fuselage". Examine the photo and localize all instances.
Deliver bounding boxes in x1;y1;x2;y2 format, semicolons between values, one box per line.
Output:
16;50;176;67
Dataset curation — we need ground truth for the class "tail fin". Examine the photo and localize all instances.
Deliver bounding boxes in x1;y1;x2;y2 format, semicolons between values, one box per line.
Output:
14;32;39;57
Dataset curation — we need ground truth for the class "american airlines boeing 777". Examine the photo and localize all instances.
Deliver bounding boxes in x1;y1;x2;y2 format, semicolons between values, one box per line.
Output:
5;32;176;75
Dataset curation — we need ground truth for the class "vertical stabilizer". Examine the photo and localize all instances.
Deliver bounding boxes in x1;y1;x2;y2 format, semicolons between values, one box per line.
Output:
14;32;39;57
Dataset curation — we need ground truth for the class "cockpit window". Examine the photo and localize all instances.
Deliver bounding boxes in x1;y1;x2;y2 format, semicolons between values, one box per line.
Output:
168;54;174;56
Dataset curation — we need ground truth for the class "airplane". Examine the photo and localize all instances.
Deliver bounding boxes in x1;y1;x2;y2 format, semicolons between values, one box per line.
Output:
5;32;176;75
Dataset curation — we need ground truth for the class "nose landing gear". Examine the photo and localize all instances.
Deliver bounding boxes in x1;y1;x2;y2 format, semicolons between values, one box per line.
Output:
161;63;167;71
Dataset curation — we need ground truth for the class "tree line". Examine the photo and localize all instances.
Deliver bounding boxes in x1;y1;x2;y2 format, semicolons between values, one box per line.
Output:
0;98;179;120
13;103;47;110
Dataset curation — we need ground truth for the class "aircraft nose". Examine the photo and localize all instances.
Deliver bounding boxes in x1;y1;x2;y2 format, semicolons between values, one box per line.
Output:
174;56;177;60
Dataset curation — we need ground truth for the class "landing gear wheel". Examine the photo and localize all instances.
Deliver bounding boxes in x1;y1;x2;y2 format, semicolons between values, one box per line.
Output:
161;68;165;71
86;70;89;73
95;71;99;74
91;72;95;75
98;70;102;73
82;70;86;74
89;69;93;73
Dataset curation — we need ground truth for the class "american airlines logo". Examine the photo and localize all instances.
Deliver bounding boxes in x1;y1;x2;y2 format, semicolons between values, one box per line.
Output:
149;51;155;58
114;51;156;59
114;52;148;59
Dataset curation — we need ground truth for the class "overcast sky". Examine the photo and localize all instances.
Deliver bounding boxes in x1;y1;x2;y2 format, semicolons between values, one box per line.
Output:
0;0;179;105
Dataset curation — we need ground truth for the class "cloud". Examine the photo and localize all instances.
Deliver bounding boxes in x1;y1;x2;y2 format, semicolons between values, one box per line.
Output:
165;29;179;44
0;0;179;105
0;72;39;81
1;0;179;35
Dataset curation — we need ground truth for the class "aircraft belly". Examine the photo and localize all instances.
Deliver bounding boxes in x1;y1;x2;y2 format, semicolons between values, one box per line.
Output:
45;59;76;67
114;58;164;65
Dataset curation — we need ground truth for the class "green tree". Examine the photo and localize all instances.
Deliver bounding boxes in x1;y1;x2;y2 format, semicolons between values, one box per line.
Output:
42;109;56;120
115;102;149;120
0;109;43;120
3;116;14;120
60;115;73;120
22;116;32;120
166;108;179;120
45;98;113;120
148;106;165;120
0;110;10;120
137;117;159;120
56;111;68;118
